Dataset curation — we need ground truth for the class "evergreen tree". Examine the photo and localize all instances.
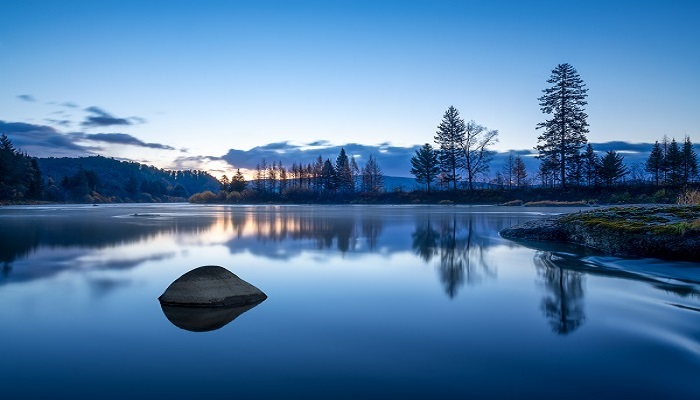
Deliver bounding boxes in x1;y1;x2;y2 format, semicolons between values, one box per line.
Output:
321;159;337;193
410;143;440;192
681;136;698;184
462;120;498;190
536;63;589;188
26;158;44;199
582;144;598;187
645;141;664;186
434;106;466;191
231;169;247;192
513;155;527;187
666;138;683;187
219;175;231;192
335;148;353;193
598;151;628;187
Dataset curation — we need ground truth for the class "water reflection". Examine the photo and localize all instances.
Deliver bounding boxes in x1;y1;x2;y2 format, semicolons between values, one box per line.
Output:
534;251;586;335
160;302;264;332
412;215;498;298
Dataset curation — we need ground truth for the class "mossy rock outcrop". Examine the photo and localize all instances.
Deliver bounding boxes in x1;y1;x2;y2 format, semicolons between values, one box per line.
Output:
500;205;700;261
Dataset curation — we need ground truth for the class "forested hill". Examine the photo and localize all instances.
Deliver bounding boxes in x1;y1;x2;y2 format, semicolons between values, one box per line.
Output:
37;156;220;203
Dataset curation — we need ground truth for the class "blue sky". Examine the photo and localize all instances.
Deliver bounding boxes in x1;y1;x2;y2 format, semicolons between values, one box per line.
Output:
1;0;698;177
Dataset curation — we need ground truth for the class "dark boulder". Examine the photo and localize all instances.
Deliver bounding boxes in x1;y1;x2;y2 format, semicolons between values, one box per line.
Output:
158;265;267;307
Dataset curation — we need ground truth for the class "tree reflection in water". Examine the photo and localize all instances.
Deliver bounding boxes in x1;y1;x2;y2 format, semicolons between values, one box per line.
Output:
534;251;586;335
412;215;497;298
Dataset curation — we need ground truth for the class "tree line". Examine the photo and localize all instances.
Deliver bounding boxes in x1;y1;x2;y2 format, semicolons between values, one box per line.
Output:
196;149;386;203
0;134;220;203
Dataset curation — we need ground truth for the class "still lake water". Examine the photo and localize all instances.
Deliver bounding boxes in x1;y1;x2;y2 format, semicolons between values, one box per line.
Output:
0;204;698;399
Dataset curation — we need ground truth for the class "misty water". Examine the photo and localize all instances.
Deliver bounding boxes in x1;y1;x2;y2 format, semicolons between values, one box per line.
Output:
0;204;698;398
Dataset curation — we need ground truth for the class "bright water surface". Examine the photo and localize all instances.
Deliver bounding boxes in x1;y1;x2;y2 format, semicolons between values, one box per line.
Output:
0;204;699;399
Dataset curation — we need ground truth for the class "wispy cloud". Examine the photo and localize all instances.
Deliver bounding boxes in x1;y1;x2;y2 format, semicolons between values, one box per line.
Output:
82;106;133;128
16;94;36;102
77;132;175;150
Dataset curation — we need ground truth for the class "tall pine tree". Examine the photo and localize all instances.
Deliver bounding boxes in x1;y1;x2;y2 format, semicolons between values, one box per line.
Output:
681;136;698;185
536;63;589;188
434;106;465;192
645;141;664;186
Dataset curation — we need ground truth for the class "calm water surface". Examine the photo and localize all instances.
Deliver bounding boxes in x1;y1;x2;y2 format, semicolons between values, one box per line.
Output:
0;204;698;399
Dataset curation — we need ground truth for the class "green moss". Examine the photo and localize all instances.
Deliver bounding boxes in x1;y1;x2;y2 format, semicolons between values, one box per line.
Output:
559;205;700;237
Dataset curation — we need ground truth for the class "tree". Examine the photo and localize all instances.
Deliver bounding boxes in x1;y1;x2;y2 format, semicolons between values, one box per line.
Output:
666;139;683;187
434;106;465;192
503;152;515;189
645;141;663;186
598;150;628;187
462;120;498;190
219;175;231;192
536;63;589;188
582;144;598;187
410;143;440;192
513;155;527;187
321;159;337;193
681;136;698;184
361;155;384;193
350;156;360;192
230;169;247;192
335;148;353;193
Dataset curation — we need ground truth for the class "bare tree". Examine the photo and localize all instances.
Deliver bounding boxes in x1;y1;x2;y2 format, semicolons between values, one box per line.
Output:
462;120;499;190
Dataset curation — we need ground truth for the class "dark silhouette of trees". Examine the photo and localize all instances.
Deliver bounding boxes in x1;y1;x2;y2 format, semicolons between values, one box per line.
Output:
462;120;498;190
513;155;527;187
582;143;599;187
231;169;247;192
666;139;683;187
410;143;440;192
681;136;698;184
335;148;354;193
361;155;384;193
434;106;466;192
598;150;628;187
536;63;589;189
321;159;338;193
645;141;664;186
0;134;43;200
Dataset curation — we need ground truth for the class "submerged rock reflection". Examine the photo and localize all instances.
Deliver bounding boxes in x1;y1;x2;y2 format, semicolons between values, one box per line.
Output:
160;302;264;332
534;251;586;335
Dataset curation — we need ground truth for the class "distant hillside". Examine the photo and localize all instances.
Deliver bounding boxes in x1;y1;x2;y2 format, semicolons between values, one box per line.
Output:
38;156;220;202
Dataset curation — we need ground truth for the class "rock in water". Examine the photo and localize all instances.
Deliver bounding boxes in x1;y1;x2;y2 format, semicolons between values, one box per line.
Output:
158;265;267;307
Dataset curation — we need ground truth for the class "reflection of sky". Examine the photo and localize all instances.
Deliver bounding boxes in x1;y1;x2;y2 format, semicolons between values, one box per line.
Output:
1;205;700;398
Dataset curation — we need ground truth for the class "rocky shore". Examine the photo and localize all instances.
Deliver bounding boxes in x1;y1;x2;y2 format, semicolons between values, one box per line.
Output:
499;205;700;261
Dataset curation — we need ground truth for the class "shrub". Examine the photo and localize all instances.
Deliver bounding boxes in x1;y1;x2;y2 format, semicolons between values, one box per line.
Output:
678;189;700;205
188;190;217;204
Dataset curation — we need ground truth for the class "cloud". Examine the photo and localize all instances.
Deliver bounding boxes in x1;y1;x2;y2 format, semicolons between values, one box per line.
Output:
77;132;175;150
44;118;73;128
82;106;133;128
0;120;177;158
16;94;36;102
0;120;98;157
61;101;79;108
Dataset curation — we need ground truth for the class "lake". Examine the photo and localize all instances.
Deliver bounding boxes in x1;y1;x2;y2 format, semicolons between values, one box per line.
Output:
1;204;698;399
